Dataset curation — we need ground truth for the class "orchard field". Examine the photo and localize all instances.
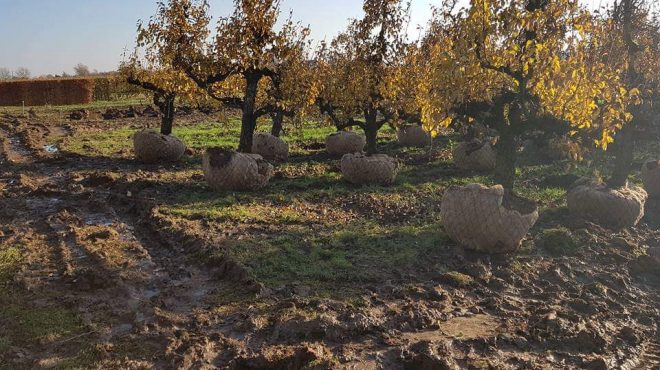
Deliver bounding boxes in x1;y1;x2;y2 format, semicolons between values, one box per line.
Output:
1;0;659;369
0;100;657;369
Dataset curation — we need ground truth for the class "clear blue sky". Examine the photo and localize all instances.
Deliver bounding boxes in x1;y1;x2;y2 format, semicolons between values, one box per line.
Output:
0;0;609;77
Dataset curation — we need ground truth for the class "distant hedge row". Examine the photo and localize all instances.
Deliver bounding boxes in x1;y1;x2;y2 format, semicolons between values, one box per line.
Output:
92;76;143;102
0;76;143;106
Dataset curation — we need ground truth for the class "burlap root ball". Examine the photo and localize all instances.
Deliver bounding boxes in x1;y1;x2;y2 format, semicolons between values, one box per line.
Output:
251;133;289;162
641;160;660;198
340;153;400;186
326;131;366;156
397;125;432;147
202;148;274;191
441;184;539;253
453;140;496;171
133;129;186;163
567;182;647;229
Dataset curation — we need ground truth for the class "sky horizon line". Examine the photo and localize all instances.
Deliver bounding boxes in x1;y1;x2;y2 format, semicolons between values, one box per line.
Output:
0;0;613;77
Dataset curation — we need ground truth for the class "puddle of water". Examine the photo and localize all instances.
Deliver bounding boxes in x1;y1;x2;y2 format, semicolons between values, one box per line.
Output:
44;144;59;153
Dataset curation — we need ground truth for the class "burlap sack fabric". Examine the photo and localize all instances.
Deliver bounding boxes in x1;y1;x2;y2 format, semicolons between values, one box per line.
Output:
133;129;186;163
251;133;289;162
641;160;660;198
567;182;647;229
326;131;366;156
453;140;496;171
340;153;400;186
202;148;274;191
397;125;432;147
441;184;539;253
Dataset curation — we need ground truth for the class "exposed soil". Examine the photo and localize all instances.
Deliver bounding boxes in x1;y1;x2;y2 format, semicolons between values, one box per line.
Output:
1;111;659;369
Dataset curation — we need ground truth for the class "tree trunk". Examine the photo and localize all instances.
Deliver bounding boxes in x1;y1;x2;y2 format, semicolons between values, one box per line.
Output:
493;125;517;190
364;126;378;155
607;0;637;189
154;93;175;136
364;110;380;155
607;125;634;188
271;111;284;137
160;96;175;136
238;75;260;153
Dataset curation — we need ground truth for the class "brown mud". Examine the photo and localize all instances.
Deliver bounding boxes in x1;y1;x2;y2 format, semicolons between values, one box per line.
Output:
0;112;658;369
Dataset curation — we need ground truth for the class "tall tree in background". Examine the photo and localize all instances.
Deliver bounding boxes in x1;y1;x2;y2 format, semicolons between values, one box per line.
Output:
121;0;209;135
316;0;413;154
603;0;659;188
0;68;11;80
13;67;30;79
74;63;92;77
415;0;634;189
174;0;314;152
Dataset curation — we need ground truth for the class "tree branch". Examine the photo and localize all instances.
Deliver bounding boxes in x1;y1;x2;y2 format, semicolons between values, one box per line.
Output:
126;76;167;95
317;98;363;130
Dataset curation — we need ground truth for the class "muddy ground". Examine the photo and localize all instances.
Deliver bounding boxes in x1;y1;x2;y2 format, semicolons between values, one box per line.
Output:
0;108;659;370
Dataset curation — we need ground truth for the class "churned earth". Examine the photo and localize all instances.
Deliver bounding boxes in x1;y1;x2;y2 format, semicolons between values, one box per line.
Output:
0;103;658;369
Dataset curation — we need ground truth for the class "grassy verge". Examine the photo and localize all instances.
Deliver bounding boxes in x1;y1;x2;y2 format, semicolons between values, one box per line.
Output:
0;96;151;116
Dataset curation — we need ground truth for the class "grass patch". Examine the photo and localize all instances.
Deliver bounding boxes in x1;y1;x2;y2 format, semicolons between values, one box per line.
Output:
0;245;86;362
0;305;84;346
0;246;21;284
222;222;448;293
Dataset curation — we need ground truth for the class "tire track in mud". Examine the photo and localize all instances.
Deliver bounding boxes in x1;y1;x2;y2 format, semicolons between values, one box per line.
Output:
0;128;34;165
0;116;73;166
8;187;224;366
51;197;220;323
